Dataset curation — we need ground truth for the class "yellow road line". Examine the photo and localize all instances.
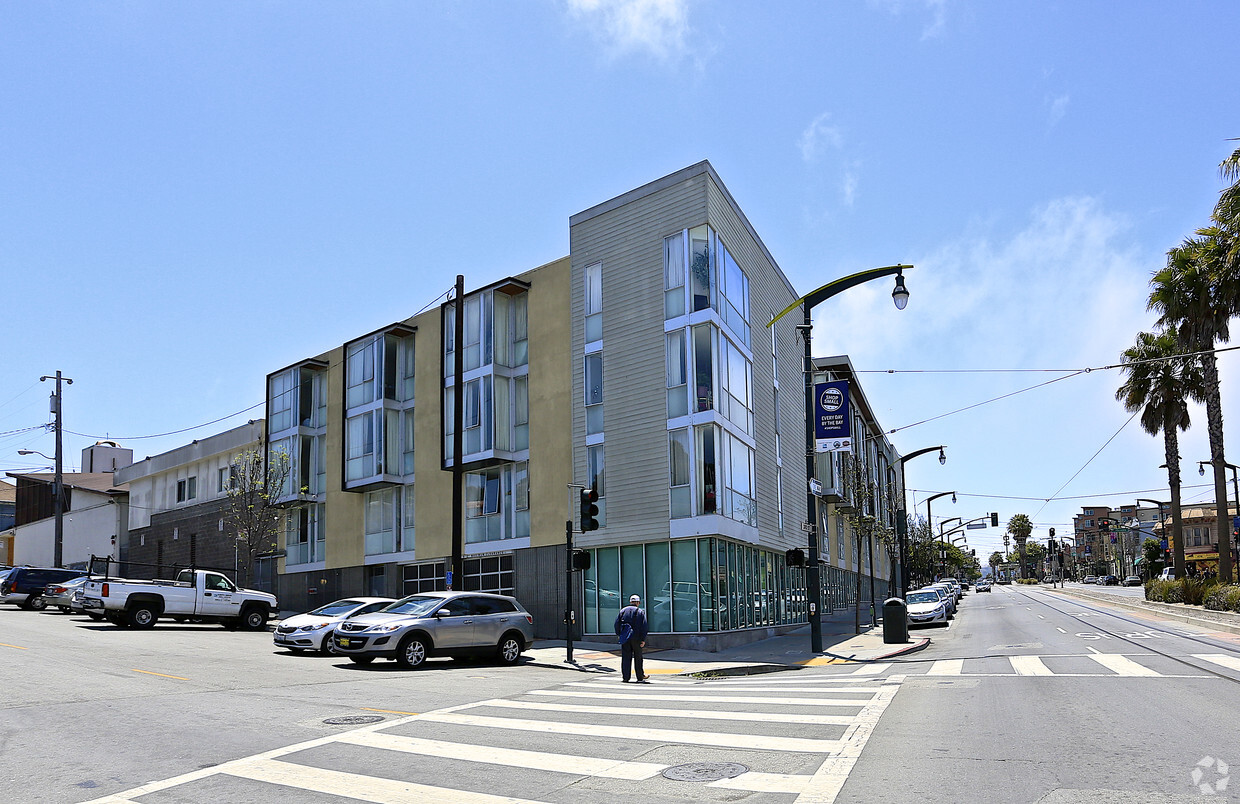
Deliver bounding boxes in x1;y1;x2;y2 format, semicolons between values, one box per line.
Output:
361;707;419;715
131;669;189;680
0;642;28;650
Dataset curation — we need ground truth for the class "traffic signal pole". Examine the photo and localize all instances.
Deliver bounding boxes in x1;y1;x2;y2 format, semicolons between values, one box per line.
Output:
565;518;574;664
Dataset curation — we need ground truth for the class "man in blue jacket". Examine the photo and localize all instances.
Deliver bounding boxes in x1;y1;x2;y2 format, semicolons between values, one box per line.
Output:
614;594;649;683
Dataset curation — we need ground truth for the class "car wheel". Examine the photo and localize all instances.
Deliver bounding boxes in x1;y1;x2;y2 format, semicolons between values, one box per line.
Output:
58;606;70;614
240;607;268;631
86;611;105;622
495;633;523;665
28;595;47;611
319;632;338;656
395;634;428;668
128;604;158;629
348;655;375;665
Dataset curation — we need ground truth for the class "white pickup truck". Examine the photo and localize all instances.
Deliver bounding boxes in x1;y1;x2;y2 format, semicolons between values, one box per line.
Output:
82;567;278;630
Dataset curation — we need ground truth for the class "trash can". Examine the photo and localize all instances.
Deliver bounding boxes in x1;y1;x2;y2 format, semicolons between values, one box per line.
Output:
882;597;908;644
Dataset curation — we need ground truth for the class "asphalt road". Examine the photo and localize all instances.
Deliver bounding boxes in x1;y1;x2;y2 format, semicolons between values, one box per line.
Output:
6;587;1240;803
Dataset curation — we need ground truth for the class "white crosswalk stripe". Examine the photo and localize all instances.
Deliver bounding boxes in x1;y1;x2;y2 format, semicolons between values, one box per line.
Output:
82;671;905;804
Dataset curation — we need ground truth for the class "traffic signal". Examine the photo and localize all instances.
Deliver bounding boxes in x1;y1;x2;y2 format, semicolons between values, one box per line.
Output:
991;512;999;528
571;549;591;570
1049;527;1056;537
1099;519;1110;534
579;487;599;532
785;548;806;568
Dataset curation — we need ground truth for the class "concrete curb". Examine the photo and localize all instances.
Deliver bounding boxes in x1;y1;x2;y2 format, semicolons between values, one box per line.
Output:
822;635;931;662
1046;586;1240;637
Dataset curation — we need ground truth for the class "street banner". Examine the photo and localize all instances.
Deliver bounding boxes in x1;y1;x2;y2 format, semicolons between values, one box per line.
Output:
813;380;851;453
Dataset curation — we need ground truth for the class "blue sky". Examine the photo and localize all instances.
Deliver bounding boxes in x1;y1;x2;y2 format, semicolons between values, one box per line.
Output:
3;1;1238;560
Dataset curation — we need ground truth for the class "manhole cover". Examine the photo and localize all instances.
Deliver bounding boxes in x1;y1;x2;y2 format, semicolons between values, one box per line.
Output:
662;762;749;782
322;715;386;726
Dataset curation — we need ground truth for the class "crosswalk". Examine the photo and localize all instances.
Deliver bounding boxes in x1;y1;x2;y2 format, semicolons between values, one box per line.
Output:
82;673;904;804
903;652;1240;678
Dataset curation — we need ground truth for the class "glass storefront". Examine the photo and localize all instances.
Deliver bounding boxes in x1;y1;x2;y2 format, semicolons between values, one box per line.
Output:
581;537;892;635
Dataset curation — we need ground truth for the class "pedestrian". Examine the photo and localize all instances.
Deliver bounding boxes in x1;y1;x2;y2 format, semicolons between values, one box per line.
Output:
614;593;649;683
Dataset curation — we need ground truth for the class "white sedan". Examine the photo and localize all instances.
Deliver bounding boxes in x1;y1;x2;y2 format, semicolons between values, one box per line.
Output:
274;597;395;654
905;589;949;627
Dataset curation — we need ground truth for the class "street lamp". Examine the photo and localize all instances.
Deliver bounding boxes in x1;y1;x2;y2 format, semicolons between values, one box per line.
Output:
18;446;66;568
769;264;913;653
893;445;946;598
1198;460;1239;511
924;491;957;538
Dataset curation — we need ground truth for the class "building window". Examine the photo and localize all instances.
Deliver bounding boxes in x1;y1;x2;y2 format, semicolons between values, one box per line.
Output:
696;425;716;514
403;560;446;594
587;445;605;528
585;262;602;343
464;554;514;595
837;518;846;565
286;503;325;565
719;333;753;435
693;324;713;413
690;225;713;313
218;466;235;495
664;233;686;319
718;241;750;347
466;466;505;544
346;337;377;409
364;487;398;555
176;477;197;503
666;330;688;418
721;430;755;526
402;484;416;551
346;412;376;481
268;370;294;433
669;428;691;519
585;352;603;435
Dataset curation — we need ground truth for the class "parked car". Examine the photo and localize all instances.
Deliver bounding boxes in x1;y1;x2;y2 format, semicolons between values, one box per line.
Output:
1;567;87;610
1122;575;1143;587
332;591;534;668
1083;575;1097;585
905;589;949;627
1101;575;1120;585
1158;567;1182;581
43;576;90;613
82;565;277;629
274;597;395;654
918;586;955;618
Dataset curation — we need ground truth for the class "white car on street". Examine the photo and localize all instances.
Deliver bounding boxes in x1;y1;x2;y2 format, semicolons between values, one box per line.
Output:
273;597;395;654
905;589;949;627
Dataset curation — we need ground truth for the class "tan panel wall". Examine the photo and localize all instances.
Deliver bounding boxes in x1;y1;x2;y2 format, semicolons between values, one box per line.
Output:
413;306;453;561
320;344;365;567
525;257;573;548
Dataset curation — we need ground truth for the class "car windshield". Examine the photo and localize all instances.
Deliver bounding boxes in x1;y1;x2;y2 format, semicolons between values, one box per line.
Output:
907;592;938;605
308;599;367;617
382;595;446;616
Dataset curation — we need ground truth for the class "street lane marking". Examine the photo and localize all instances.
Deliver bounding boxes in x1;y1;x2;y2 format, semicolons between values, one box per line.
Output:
527;689;872;707
797;678;902;803
1056;627;1067;633
0;642;27;650
361;708;419;715
131;669;189;680
224;758;544;803
338;731;666;780
850;663;891;675
483;697;856;725
1193;654;1240;672
418;711;843;752
577;676;883;686
926;660;963;675
711;771;811;794
1086;653;1161;677
1009;656;1053;675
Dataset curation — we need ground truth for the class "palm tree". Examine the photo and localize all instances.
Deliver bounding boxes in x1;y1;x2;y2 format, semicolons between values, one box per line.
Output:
1149;235;1237;581
1006;514;1032;579
1115;330;1205;577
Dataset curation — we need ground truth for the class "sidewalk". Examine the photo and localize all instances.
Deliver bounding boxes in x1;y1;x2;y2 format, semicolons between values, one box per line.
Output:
523;606;931;677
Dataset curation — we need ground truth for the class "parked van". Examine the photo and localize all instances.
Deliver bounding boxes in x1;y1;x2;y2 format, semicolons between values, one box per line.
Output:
0;567;87;610
1158;568;1181;581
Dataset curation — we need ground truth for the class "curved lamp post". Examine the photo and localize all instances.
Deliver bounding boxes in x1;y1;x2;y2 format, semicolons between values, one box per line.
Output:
894;445;945;598
769;264;913;653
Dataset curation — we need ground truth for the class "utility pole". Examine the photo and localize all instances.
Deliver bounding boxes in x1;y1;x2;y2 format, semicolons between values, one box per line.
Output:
449;275;465;590
565;519;574;664
41;371;73;568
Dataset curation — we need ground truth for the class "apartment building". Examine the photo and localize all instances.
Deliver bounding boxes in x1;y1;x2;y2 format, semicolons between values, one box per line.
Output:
266;161;895;648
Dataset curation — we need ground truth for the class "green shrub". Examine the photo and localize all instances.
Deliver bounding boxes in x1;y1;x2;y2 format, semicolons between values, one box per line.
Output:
1017;578;1039;585
1204;584;1240;612
1180;577;1218;606
1148;579;1182;603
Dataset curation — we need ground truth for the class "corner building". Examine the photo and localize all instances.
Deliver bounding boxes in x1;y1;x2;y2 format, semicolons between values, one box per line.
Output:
270;162;892;649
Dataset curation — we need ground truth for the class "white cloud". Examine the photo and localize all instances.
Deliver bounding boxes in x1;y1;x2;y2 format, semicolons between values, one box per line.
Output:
867;0;949;40
565;0;692;61
799;112;843;163
1047;93;1070;129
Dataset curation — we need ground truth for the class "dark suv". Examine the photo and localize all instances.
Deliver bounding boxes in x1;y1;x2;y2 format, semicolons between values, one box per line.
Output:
1;567;87;610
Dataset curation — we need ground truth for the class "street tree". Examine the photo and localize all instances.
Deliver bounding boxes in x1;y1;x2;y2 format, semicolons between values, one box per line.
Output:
989;551;1003;579
1115;330;1203;578
1007;514;1033;579
1149;235;1236;582
224;447;292;588
1142;538;1165;579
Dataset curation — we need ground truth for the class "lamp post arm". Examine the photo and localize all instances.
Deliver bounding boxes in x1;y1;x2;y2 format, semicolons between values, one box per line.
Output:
768;264;913;327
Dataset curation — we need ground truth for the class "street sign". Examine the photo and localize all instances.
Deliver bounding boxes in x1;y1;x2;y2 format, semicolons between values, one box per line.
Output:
809;478;823;496
966;522;986;530
800;522;815;533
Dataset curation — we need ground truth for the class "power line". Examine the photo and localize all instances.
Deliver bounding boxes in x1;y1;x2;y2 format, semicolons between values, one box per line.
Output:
65;401;265;441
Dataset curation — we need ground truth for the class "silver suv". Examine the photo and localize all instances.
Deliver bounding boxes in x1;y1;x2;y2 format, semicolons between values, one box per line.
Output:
332;591;534;668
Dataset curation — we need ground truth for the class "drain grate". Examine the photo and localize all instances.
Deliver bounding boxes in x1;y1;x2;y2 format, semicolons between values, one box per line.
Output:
662;762;749;782
322;715;386;726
